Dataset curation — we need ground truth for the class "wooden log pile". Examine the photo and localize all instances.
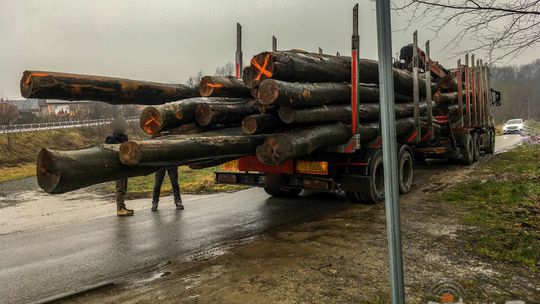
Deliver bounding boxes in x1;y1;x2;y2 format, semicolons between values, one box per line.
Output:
26;50;461;194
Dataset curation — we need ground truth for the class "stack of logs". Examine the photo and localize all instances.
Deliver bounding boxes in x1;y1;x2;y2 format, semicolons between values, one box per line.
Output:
23;50;463;194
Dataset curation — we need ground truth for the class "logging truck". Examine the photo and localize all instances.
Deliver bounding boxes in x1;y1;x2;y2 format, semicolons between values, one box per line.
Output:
215;22;501;203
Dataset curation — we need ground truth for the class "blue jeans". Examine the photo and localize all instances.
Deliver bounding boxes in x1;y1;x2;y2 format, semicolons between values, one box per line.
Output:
152;166;181;203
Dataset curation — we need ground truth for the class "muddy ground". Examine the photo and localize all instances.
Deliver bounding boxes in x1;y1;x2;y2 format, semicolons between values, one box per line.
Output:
69;156;538;304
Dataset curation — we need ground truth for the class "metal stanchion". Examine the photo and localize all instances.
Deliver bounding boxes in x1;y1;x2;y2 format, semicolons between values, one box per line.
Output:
272;36;277;51
374;1;405;303
425;40;433;140
235;23;243;79
412;31;421;142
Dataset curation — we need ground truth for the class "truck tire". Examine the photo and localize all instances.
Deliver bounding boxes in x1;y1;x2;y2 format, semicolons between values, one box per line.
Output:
461;133;474;165
264;187;302;198
345;150;384;204
399;147;414;194
472;133;480;162
485;130;495;154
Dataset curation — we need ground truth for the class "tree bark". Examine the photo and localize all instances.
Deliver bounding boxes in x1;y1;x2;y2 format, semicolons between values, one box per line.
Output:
241;113;286;134
139;97;247;134
256;123;351;165
36;146;157;194
243;50;432;97
258;80;412;107
195;101;260;127
119;135;265;166
199;76;252;98
21;70;198;105
278;102;431;124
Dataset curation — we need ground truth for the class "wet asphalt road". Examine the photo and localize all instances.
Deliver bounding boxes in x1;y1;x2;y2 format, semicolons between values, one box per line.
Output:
0;135;521;304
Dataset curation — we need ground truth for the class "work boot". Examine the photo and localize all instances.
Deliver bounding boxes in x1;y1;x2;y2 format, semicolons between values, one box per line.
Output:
175;201;184;210
151;201;158;211
117;207;134;217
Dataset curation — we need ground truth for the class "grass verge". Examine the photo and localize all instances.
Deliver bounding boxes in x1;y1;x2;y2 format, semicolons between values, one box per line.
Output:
99;166;247;199
437;144;540;270
0;163;35;183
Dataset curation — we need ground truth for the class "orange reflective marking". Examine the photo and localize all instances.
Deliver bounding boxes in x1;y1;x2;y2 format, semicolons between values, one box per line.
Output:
207;83;224;88
25;73;50;85
251;54;273;80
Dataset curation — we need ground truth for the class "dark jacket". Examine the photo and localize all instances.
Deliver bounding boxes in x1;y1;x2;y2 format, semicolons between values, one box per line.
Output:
105;133;129;144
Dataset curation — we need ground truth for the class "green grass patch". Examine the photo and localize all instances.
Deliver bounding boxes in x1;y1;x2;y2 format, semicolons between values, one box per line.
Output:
0;164;35;183
437;144;540;269
0;123;148;166
100;166;247;199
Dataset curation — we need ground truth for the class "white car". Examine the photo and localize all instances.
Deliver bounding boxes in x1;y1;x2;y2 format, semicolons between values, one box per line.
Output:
503;119;525;134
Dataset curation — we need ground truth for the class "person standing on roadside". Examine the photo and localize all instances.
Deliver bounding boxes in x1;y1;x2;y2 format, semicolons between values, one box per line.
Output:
106;118;134;217
149;132;184;211
151;165;183;211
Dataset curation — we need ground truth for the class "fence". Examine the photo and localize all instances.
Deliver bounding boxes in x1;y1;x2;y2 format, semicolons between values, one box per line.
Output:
0;117;138;134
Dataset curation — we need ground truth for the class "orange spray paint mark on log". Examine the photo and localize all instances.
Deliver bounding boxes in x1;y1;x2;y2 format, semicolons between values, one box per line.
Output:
143;114;160;134
251;54;273;80
207;83;224;88
25;73;50;85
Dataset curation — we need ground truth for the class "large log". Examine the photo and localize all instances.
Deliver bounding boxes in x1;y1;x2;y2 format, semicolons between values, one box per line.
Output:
243;50;432;96
278;102;430;124
258;80;412;107
241;113;285;135
255;123;351;165
433;91;470;106
36;146;157;194
21;71;198;105
119;135;265;166
195;101;260;127
139;97;247;134
199;76;251;98
358;118;417;142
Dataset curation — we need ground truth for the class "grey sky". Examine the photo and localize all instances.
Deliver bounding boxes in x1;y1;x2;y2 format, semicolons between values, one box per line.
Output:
1;0;537;99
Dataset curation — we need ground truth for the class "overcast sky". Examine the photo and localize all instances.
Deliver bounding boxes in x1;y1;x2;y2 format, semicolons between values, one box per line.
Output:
1;0;538;99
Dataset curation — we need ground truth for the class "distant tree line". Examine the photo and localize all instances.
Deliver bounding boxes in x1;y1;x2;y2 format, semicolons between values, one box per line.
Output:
491;59;540;123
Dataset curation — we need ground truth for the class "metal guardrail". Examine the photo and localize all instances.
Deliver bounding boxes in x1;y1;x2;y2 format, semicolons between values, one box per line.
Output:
0;117;138;134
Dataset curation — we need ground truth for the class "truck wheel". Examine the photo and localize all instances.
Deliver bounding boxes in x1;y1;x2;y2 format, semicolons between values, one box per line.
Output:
264;187;302;198
461;133;474;165
472;133;480;162
399;148;414;194
485;130;495;154
345;150;384;204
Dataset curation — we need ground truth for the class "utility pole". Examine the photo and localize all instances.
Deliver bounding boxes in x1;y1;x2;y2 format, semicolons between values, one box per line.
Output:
374;1;406;303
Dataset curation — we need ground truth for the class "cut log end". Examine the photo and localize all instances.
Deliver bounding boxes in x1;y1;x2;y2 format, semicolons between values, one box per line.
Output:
258;80;280;106
198;76;218;97
241;116;257;135
277;106;294;124
119;141;141;165
195;104;213;126
20;70;52;98
36;148;61;194
242;66;260;88
139;107;163;135
256;135;292;166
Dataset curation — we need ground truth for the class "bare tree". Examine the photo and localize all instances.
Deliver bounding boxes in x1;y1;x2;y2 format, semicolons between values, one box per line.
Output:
0;101;19;147
185;70;204;87
396;0;540;62
215;62;235;76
